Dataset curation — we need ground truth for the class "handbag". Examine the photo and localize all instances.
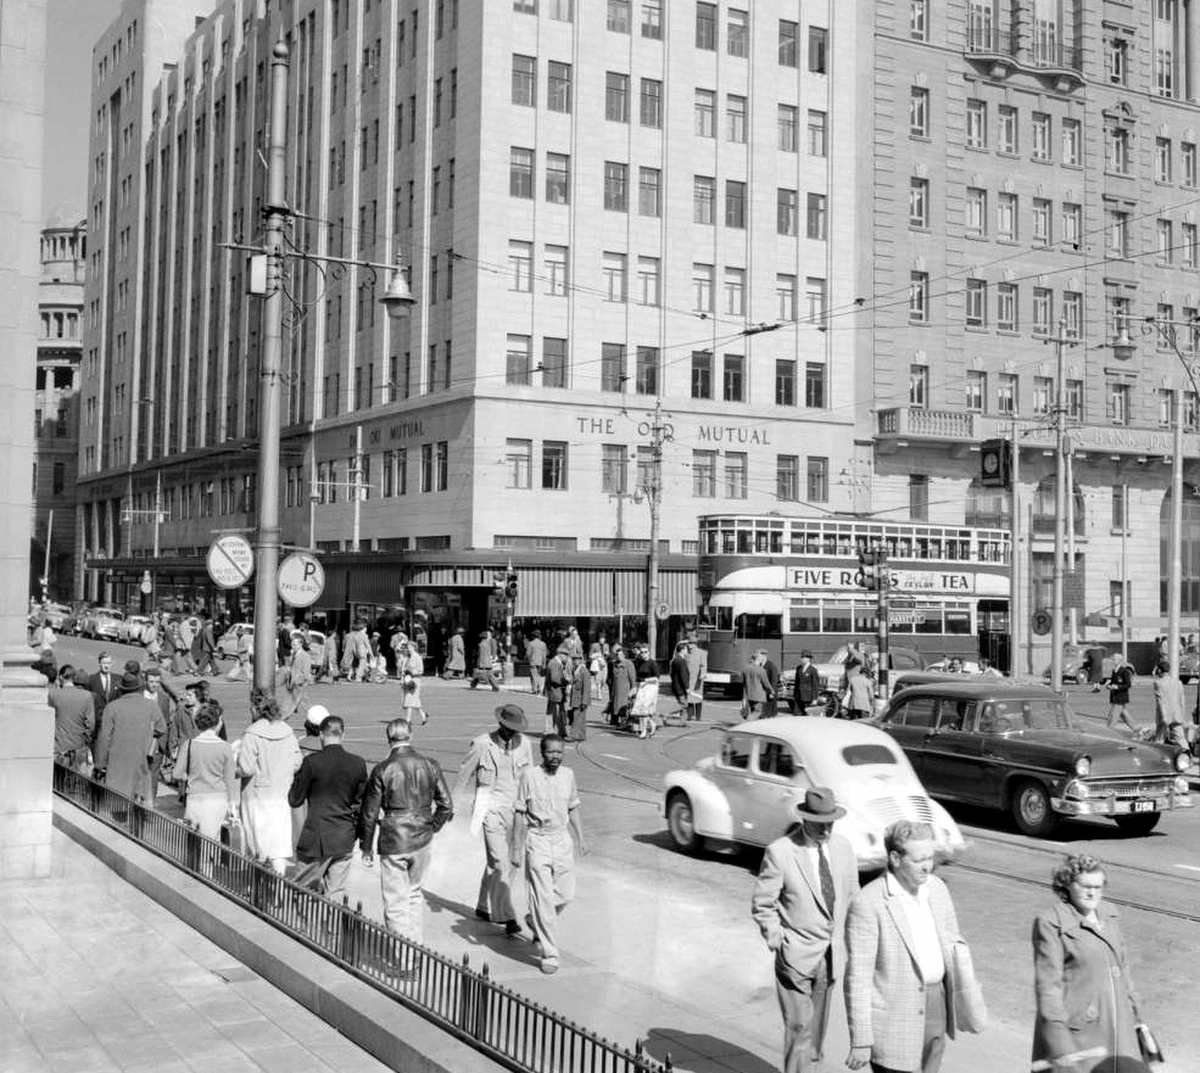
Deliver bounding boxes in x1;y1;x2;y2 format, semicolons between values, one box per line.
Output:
1136;1023;1165;1064
948;939;987;1033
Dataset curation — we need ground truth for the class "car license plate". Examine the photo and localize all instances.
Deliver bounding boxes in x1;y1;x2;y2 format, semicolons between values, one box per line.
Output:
1132;800;1157;813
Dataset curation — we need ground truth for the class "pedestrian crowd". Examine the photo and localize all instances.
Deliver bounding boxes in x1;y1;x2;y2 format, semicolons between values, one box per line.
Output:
752;787;1163;1073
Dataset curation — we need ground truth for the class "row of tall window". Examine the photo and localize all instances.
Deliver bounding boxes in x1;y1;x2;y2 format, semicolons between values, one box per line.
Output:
960;97;1083;165
286;442;450;505
923;184;1084;249
909;275;1084;339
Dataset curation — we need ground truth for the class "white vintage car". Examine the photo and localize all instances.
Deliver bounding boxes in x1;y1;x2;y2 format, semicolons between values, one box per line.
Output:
663;718;965;871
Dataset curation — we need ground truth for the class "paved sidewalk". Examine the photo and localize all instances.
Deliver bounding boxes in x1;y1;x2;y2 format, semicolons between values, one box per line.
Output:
0;828;394;1073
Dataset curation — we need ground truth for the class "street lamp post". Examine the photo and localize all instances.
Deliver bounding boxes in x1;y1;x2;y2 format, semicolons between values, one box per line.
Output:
240;41;415;694
1048;317;1077;690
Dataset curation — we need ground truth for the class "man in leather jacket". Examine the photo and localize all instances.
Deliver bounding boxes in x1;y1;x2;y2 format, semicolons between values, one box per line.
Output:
360;718;453;942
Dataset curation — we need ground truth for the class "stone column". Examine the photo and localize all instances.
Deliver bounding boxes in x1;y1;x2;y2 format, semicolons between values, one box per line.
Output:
0;0;54;880
1187;0;1200;102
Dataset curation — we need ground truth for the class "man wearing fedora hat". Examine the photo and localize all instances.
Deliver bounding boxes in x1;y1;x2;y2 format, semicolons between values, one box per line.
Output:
93;670;168;805
752;786;859;1073
455;703;535;935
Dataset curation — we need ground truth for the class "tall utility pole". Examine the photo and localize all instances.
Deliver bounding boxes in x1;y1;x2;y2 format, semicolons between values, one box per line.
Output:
1009;414;1021;676
251;40;291;692
1049;317;1075;691
1169;388;1184;680
643;398;672;658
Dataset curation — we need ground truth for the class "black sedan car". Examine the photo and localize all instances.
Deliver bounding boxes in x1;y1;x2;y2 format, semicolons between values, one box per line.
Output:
875;681;1192;837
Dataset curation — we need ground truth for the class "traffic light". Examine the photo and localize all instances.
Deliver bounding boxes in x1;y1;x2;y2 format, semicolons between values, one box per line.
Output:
505;568;518;601
855;551;879;591
980;438;1012;489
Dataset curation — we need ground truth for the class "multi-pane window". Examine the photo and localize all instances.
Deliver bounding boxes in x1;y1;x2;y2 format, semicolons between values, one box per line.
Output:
601;342;626;391
806;277;827;322
1061;117;1081;165
1108;209;1129;256
696;2;717;49
909;364;929;407
1033;377;1052;416
639;167;662;216
603;161;628;210
1031;112;1050;160
726;94;747;142
543;338;567;386
694;175;716;224
1156;46;1174;97
605;72;629;121
602;251;627;301
910;87;928;136
998;105;1017;153
607;0;631;33
695;89;715;137
1183;222;1198;267
725;180;746;228
777;188;798;235
998;373;1018;414
635;346;659;394
1107;125;1131;173
775;360;796;406
997;192;1017;240
602;444;628;493
1159;387;1177;428
641;0;662;38
1109;381;1131;425
1032;287;1052;335
1185;142;1198;187
805;363;826;408
966;278;987;327
909;272;929;322
910;0;927;40
966;370;986;412
997;282;1018;331
693;451;716;498
510;147;533;197
778;104;798;151
909;178;929;228
966;99;987;148
692;263;714;312
507;439;532;488
1066;379;1084;420
777;455;799;501
542;441;567;490
509;240;533;291
723;354;745;402
1108;36;1128;84
807;110;827;156
777;274;797;321
724;267;745;315
1156;137;1173;182
547;61;572;112
966;187;987;236
808;26;828;72
546;152;570;203
512;55;536;106
724;453;748;499
1032;198;1051;245
806;193;827;239
779;19;798;66
640;78;663;128
727;9;748;56
545;244;568;296
506;334;532;384
637;256;660;305
1157;218;1174;263
691;350;713;399
1062;202;1082;249
807;457;829;503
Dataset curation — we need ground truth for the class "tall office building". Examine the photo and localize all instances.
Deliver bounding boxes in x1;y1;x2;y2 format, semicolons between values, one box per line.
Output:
78;0;863;646
864;0;1200;667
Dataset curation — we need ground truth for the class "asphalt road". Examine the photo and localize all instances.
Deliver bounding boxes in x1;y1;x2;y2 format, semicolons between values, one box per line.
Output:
50;637;1200;1070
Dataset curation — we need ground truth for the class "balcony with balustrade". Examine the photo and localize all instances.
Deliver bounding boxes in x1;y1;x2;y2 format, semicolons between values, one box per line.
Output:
964;17;1083;91
876;407;976;453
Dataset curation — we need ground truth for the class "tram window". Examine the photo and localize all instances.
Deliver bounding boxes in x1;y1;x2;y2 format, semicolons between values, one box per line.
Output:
714;606;733;631
759;740;802;780
720;734;753;769
737;530;754;553
735;613;782;640
823;604;852;632
915;608;942;634
912;537;928;559
852;605;875;632
722;531;736;553
928;538;942;559
790;605;820;632
945;611;971;634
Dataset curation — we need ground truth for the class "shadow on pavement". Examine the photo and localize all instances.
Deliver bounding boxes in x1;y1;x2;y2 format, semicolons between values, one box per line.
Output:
630;831;763;872
424;890;540;968
641;1028;778;1073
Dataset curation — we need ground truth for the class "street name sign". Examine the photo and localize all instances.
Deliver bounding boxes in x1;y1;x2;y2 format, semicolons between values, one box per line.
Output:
206;535;254;589
278;552;325;608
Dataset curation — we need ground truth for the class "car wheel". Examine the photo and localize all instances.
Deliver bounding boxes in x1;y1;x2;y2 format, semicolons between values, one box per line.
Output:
1011;781;1060;837
1114;813;1161;836
666;792;701;853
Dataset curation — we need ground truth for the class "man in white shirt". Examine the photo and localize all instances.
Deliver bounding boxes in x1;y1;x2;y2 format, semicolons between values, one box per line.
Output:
845;821;964;1073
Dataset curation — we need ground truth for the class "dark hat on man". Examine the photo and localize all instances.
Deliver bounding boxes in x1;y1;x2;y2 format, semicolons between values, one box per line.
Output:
124;659;142;676
794;786;846;823
496;703;528;732
556;643;570;655
118;671;144;693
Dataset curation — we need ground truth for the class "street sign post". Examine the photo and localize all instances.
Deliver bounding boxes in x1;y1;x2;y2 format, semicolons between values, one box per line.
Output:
1032;608;1053;636
206;535;254;589
278;552;325;608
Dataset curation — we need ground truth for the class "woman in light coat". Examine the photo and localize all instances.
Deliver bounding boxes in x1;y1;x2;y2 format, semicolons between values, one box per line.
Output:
283;633;312;723
236;691;302;873
1032;853;1145;1071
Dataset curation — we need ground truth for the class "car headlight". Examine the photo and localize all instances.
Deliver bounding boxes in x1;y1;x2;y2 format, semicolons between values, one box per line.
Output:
1175;751;1192;772
1063;779;1090;799
1174;776;1190;793
1073;756;1091;777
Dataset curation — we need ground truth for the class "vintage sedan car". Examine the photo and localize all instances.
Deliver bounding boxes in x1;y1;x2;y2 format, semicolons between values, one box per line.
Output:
1040;644;1109;685
779;644;925;711
118;614;153;645
80;607;125;640
663;718;964;871
217;623;253;659
876;681;1192;837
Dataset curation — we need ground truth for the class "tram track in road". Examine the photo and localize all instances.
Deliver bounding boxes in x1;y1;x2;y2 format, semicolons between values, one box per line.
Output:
572;721;719;804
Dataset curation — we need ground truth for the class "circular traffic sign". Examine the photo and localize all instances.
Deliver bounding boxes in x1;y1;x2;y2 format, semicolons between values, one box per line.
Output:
278;552;325;608
206;535;254;589
1031;608;1053;636
654;601;670;621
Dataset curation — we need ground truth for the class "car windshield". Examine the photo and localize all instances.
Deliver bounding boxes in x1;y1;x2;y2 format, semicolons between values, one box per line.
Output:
980;697;1075;732
842;744;898;766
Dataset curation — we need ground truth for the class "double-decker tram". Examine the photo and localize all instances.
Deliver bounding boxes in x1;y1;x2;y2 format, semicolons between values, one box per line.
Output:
696;514;1011;692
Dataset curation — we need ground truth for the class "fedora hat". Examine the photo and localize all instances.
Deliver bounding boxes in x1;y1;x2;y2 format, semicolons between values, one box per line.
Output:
496;703;528;732
118;671;144;693
794;786;846;823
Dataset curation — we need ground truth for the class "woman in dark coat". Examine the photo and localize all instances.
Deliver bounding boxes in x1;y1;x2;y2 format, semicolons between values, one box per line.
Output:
669;642;691;718
607;645;636;727
567;656;591;741
1032;853;1145;1072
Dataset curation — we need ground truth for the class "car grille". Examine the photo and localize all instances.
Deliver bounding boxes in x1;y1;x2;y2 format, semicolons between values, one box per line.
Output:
1081;777;1177;799
864;795;936;826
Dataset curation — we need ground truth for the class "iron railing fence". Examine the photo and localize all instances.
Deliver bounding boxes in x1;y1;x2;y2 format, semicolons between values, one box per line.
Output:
53;764;672;1073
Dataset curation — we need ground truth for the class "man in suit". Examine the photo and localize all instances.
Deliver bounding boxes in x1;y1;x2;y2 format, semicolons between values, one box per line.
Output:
88;652;121;748
752;787;860;1073
544;644;571;735
743;650;774;719
792;651;822;715
288;707;369;902
845;820;963;1073
49;665;95;770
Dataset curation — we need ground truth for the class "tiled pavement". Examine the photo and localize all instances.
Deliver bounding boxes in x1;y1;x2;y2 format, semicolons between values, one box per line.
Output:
0;828;393;1073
